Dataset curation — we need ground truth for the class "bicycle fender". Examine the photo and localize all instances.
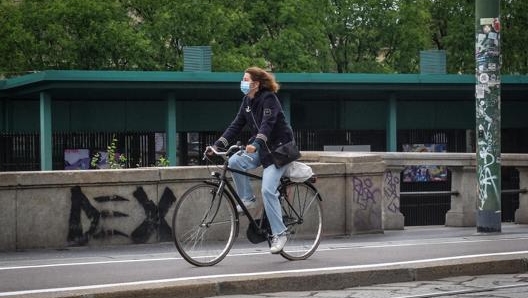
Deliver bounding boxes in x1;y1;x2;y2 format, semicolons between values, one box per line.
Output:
304;181;323;201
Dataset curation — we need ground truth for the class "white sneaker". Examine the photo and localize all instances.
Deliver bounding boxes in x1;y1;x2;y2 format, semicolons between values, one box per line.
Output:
270;234;288;254
236;199;257;214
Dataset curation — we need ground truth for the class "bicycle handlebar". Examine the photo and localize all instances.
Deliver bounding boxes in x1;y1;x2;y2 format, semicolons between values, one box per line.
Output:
204;144;244;160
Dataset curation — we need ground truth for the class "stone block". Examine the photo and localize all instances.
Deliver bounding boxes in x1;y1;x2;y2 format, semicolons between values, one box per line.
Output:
342;155;385;235
382;167;405;230
515;167;528;224
16;187;72;249
0;190;16;250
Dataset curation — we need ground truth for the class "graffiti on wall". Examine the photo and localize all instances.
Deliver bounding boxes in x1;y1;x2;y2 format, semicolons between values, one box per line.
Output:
132;187;176;243
475;17;501;210
67;186;176;246
383;170;400;213
352;176;381;229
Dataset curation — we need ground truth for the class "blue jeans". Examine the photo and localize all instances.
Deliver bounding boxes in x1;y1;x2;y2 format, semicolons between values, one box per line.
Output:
228;150;287;236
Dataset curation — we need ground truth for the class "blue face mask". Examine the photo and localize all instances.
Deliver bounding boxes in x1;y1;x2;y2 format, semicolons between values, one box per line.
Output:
240;81;250;95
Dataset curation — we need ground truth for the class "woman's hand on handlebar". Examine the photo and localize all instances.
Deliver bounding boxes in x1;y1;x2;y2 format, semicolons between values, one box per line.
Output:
245;144;257;153
205;145;218;157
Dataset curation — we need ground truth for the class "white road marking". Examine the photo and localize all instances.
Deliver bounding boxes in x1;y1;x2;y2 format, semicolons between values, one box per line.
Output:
1;237;528;271
1;250;528;297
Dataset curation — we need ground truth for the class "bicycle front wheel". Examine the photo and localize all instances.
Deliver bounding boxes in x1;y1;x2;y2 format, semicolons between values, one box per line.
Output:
280;181;323;260
172;183;238;266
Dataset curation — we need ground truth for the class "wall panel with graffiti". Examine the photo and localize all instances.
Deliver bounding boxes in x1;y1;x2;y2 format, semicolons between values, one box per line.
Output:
1;163;354;250
67;186;176;246
350;175;383;233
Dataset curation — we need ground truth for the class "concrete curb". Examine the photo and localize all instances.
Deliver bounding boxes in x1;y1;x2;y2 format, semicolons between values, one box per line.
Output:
19;253;528;298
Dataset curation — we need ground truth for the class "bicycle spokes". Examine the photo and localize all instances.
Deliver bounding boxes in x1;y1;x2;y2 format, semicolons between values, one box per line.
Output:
283;184;318;223
172;184;237;266
279;182;323;261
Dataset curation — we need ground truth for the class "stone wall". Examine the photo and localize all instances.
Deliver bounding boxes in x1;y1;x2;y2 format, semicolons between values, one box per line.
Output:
0;153;387;251
2;152;527;251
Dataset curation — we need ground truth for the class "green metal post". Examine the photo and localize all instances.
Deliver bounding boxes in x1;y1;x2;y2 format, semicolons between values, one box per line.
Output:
475;0;501;232
40;92;52;171
386;94;397;152
166;93;178;166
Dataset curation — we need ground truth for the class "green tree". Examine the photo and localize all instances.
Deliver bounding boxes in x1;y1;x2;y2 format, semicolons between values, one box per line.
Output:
123;0;259;71
243;0;331;72
1;0;527;75
0;0;152;73
501;0;528;74
430;0;528;75
385;0;433;73
430;0;474;74
0;1;31;76
124;0;331;72
325;0;402;73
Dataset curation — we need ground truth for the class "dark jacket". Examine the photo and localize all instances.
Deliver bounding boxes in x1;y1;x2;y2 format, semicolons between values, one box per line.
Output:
215;90;294;168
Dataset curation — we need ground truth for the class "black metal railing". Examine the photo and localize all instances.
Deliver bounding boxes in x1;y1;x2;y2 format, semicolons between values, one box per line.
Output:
0;130;524;226
1;132;157;171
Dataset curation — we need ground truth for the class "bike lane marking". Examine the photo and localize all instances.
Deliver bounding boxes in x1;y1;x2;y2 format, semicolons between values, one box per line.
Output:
1;237;528;271
1;250;528;297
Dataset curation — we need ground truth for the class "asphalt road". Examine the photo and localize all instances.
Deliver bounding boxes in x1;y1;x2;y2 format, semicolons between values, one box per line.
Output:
1;224;528;298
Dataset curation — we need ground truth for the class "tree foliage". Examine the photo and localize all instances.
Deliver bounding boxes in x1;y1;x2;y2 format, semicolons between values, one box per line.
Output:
501;0;528;74
0;0;526;76
0;0;152;74
430;0;474;74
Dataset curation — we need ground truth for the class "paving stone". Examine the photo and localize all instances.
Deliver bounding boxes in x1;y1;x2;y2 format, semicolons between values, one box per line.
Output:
206;274;528;298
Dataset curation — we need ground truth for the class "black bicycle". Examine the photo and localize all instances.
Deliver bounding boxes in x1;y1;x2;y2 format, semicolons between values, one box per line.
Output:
172;144;323;266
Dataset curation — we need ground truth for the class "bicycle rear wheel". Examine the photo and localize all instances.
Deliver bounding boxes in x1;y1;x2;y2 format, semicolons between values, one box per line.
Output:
279;181;323;260
172;183;238;266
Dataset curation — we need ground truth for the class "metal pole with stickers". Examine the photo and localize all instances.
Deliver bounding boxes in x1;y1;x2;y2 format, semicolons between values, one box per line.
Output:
475;0;501;233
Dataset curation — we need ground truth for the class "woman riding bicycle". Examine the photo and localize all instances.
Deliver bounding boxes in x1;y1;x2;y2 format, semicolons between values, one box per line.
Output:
209;66;295;254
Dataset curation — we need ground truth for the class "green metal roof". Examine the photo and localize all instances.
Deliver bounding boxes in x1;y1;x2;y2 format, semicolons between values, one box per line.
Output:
0;70;482;87
1;70;527;102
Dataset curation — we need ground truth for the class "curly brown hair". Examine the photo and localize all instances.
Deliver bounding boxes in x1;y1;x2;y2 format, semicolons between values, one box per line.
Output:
245;67;280;93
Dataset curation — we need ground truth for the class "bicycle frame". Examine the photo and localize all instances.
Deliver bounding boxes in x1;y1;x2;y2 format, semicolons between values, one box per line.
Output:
204;146;272;239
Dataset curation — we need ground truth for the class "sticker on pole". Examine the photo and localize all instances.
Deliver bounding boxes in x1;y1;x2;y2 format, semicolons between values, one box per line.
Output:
479;73;489;84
